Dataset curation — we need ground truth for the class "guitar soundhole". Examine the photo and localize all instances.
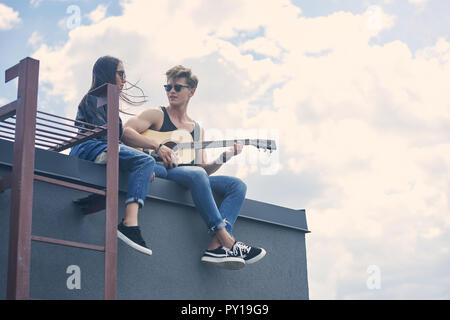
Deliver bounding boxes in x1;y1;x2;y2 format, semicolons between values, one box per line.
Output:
164;141;177;149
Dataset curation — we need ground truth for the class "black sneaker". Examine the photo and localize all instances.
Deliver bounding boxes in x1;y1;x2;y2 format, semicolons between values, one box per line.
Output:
117;220;152;255
201;246;245;270
232;241;266;264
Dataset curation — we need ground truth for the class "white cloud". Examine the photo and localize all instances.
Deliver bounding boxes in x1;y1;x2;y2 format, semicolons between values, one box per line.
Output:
387;0;430;6
30;0;43;8
86;4;108;24
0;3;21;30
30;0;450;299
407;0;430;13
408;0;429;5
28;31;44;48
30;0;75;8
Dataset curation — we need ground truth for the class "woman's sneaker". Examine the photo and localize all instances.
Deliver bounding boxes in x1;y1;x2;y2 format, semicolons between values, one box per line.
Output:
231;241;266;264
117;220;152;256
201;246;245;270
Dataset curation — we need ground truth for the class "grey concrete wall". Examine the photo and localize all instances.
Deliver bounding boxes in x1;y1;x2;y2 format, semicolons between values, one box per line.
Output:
0;141;309;300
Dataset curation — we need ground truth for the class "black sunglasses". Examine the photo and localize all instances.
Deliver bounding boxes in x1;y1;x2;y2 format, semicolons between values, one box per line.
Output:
164;84;191;92
116;70;126;80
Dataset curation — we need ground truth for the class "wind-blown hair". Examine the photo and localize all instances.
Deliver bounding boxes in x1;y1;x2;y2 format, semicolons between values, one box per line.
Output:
85;55;147;114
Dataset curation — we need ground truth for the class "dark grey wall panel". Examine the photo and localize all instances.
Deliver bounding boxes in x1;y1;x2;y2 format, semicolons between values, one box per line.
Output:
0;139;309;232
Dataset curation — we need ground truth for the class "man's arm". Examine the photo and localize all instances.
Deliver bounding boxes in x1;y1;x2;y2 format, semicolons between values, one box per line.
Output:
122;108;162;150
122;108;179;168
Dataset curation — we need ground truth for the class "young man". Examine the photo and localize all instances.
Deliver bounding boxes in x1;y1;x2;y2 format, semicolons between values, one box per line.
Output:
121;65;266;269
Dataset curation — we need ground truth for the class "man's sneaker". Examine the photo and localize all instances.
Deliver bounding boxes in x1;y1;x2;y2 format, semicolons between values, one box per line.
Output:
232;241;266;264
117;220;152;255
201;246;245;270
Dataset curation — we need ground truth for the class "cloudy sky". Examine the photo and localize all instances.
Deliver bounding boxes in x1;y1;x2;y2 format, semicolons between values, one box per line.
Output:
1;0;449;299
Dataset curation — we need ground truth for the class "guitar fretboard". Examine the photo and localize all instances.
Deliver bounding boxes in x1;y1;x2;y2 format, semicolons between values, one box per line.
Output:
175;139;275;151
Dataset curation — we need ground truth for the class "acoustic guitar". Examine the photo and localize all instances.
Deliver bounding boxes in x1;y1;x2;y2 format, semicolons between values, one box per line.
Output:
136;129;277;165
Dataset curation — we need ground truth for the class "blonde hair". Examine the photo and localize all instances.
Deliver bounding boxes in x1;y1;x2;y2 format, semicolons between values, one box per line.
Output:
165;65;198;88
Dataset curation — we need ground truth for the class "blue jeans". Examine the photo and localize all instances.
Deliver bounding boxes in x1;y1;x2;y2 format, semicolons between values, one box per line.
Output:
70;141;156;208
155;164;247;235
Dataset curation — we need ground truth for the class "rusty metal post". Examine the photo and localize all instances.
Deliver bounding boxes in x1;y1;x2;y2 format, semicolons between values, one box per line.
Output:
104;83;119;300
6;57;39;300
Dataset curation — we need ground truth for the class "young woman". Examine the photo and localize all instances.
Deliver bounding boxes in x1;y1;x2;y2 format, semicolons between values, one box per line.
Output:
70;56;156;256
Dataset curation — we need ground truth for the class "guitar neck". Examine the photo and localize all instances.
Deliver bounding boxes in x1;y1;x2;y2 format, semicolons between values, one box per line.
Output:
139;129;276;158
177;139;266;150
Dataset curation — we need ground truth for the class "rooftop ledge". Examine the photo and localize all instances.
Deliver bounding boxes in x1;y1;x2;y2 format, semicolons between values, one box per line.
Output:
0;138;309;233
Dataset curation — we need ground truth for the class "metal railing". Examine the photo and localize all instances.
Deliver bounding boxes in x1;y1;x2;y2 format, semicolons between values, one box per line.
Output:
0;57;120;300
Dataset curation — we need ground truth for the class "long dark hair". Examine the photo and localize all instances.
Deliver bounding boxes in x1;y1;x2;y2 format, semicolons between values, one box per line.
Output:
88;55;147;114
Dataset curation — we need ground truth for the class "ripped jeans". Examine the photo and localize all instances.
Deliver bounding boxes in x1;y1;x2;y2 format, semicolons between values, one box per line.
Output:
154;164;247;235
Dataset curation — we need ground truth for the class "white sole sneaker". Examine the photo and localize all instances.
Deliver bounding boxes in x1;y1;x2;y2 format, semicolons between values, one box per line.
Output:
245;248;266;264
201;256;245;270
117;230;153;256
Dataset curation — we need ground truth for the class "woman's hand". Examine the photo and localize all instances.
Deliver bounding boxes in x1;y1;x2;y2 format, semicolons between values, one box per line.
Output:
157;144;179;169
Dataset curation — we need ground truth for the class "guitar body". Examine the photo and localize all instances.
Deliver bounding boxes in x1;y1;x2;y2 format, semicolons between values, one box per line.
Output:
137;129;196;164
